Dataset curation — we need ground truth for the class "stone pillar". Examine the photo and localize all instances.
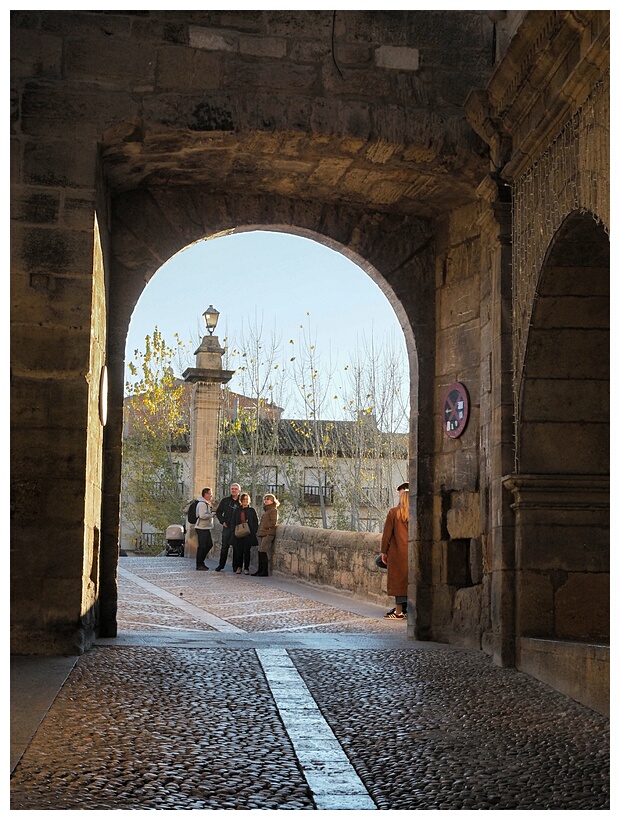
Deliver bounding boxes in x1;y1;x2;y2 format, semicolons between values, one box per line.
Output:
464;87;517;667
503;474;609;646
191;381;222;497
183;335;234;557
481;187;517;669
10;92;103;653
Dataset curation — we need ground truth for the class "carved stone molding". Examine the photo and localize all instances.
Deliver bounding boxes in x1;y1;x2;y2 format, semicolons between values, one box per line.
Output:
466;11;609;431
503;473;609;510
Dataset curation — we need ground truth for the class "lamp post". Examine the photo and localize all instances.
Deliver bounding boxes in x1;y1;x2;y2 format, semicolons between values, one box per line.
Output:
202;304;220;335
183;306;235;558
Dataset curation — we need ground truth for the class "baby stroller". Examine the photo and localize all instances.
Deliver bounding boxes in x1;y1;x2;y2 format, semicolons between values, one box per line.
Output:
165;524;185;557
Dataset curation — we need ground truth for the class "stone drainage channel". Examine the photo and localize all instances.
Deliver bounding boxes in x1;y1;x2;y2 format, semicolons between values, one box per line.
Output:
10;557;610;811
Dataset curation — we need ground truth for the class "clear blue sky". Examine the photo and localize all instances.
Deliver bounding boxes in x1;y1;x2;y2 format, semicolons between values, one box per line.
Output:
126;230;409;422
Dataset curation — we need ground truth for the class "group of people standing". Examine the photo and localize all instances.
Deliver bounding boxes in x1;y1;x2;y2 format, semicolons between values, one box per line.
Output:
191;483;279;577
190;478;410;623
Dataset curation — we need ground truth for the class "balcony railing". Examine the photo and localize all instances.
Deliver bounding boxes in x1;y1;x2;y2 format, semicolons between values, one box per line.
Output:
302;485;334;505
149;481;186;498
135;532;167;553
261;484;284;497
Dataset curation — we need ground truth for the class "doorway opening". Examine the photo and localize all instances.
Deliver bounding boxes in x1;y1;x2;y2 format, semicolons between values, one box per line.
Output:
116;228;415;632
515;211;609;643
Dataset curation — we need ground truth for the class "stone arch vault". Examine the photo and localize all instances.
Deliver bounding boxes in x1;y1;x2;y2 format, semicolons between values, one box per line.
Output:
104;191;434;634
11;10;609;714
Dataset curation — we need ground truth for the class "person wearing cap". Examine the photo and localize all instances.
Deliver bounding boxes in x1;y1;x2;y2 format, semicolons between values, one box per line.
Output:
380;482;409;619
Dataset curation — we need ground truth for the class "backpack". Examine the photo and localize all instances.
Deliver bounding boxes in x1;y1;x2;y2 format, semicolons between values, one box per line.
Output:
187;499;199;525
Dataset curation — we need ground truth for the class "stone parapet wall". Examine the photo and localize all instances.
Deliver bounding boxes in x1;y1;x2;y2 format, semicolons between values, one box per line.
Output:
270;524;392;608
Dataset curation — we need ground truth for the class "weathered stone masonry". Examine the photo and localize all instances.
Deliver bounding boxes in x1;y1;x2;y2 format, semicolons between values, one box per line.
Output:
10;11;609;714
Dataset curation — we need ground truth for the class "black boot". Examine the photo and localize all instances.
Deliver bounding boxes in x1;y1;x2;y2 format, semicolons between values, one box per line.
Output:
253;553;269;577
251;553;264;576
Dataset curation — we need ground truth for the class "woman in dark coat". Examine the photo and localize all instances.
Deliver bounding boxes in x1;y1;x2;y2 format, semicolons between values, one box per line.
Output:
380;482;409;619
230;492;259;574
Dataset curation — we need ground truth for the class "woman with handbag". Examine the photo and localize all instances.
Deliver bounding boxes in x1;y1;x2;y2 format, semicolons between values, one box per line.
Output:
230;492;259;574
252;493;279;576
380;482;409;619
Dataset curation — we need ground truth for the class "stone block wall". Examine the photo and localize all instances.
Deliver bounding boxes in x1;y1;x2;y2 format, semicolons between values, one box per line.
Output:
10;10;609;716
518;638;609;717
429;202;490;650
508;475;610;644
270;525;391;608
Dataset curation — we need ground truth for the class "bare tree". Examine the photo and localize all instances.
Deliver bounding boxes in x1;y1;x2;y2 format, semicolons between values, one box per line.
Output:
285;315;340;527
218;314;289;503
217;314;409;532
331;331;409;529
281;318;409;530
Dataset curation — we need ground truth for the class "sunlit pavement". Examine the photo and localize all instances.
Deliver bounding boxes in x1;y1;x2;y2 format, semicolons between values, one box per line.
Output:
11;556;610;811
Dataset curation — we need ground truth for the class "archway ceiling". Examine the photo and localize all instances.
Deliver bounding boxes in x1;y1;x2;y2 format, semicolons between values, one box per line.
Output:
102;126;488;219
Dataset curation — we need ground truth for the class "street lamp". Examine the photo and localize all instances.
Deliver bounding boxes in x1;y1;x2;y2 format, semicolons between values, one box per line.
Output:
203;305;220;335
183;302;234;554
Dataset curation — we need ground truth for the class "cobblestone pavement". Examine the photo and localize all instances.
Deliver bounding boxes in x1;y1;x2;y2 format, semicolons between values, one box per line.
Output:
10;556;610;811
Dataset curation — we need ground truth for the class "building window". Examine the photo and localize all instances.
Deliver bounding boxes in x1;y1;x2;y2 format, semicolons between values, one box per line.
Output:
258;466;283;497
302;469;333;505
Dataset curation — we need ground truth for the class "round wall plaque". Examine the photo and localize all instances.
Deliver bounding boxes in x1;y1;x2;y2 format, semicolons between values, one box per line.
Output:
442;381;469;438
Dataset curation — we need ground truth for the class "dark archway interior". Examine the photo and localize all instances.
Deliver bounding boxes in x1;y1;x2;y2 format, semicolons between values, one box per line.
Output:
516;212;609;643
519;213;609;475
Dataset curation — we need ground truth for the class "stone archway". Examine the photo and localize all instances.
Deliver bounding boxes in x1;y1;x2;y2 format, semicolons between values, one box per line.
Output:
505;212;609;683
519;213;609;482
99;191;436;638
10;11;610;686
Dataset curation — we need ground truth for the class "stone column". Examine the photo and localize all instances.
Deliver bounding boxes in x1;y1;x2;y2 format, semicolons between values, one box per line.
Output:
10;101;103;653
464;88;517;667
481;185;517;669
503;474;609;645
183;335;234;557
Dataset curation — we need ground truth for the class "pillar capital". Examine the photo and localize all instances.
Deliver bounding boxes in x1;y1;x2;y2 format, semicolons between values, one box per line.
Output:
503;473;609;509
182;367;234;385
189;334;227;372
183;333;234;385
